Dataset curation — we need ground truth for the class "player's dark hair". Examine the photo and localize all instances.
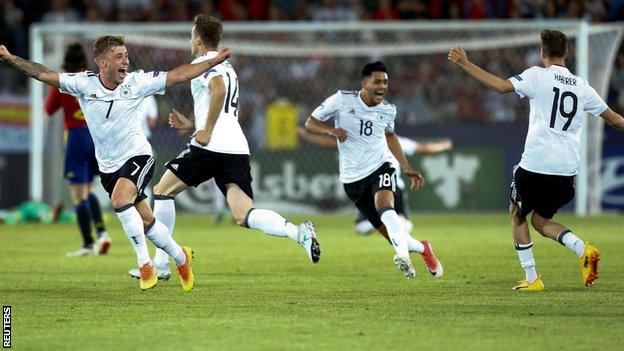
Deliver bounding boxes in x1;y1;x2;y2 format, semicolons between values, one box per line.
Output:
361;61;387;79
541;29;567;59
93;35;125;59
62;43;87;72
194;14;222;49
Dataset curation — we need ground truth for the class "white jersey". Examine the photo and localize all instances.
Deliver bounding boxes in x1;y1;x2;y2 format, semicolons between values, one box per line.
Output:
139;95;158;139
190;51;249;154
312;90;396;183
510;65;608;175
59;70;167;173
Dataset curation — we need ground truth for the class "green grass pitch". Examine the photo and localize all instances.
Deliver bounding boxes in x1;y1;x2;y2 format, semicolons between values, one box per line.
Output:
0;213;623;350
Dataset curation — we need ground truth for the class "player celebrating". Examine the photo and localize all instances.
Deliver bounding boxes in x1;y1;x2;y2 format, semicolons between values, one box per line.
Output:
0;36;231;291
128;15;319;280
44;43;111;257
305;61;443;279
298;126;452;235
449;29;624;290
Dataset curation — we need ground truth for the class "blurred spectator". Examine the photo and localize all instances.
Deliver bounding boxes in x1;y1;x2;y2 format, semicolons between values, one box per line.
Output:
372;0;400;20
312;0;356;21
42;0;79;23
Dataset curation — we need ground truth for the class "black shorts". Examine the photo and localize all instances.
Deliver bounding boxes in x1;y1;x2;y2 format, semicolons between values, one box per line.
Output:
355;186;408;224
100;155;155;204
166;145;253;199
510;166;575;219
344;162;397;228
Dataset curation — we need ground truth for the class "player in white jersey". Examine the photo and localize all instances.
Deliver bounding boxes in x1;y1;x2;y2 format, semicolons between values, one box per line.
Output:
127;15;320;280
305;61;443;279
449;29;624;290
0;35;231;291
297;126;452;234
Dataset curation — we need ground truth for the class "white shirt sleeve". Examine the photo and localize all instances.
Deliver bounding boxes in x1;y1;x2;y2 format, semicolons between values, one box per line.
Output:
311;91;342;122
58;71;89;96
134;70;168;97
384;105;397;133
509;66;539;99
202;67;223;88
583;84;608;116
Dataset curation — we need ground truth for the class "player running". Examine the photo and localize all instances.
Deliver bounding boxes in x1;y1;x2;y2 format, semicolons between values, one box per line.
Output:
0;36;231;291
298;126;452;235
305;61;443;279
129;15;320;280
449;29;624;290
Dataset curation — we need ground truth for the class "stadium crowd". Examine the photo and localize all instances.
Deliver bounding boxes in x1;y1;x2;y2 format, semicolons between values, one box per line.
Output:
1;0;623;131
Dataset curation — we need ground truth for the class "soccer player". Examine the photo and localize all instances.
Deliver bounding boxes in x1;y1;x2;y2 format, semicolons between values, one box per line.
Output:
0;36;231;291
297;126;452;235
44;43;111;257
128;15;320;280
449;29;624;290
305;61;443;279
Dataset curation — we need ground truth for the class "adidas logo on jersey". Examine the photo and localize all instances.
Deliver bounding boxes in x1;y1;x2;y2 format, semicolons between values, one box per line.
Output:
349;109;356;115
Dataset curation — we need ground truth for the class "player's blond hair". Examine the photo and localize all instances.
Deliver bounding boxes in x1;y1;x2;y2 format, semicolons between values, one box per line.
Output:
93;35;125;59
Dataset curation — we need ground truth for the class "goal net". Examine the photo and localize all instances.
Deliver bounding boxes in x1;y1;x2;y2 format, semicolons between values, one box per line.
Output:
30;21;623;215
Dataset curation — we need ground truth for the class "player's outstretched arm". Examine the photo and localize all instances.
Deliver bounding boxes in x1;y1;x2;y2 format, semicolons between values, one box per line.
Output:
165;47;231;87
304;116;347;142
415;138;453;154
386;132;424;190
448;45;513;94
0;45;59;87
297;126;338;148
601;108;624;133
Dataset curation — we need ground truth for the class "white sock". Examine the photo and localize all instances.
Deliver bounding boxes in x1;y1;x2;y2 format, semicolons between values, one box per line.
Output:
246;208;299;241
557;230;585;258
515;242;537;283
379;208;409;257
145;219;186;266
355;219;375;235
153;197;176;268
115;205;150;267
407;236;424;253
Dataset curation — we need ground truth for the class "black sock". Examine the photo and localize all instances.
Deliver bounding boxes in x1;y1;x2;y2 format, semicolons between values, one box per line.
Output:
87;193;106;235
75;199;94;248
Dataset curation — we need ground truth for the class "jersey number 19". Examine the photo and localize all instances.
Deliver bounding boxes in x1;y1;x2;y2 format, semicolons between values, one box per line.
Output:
549;87;578;131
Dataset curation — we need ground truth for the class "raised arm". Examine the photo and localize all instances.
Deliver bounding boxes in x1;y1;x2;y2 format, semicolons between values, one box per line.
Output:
386;132;424;190
304;116;347;142
165;47;231;87
601;108;624;133
448;45;514;94
193;76;227;146
0;45;59;87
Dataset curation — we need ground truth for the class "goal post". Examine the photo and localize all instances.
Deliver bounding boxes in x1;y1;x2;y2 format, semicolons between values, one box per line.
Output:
29;20;623;215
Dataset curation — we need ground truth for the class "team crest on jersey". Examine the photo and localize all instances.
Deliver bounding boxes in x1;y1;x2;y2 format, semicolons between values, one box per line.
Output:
120;86;132;98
